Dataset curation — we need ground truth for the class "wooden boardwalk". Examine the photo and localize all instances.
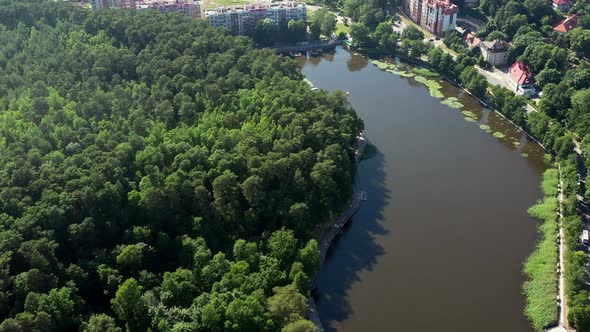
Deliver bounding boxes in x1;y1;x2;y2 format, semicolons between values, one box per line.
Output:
307;133;366;331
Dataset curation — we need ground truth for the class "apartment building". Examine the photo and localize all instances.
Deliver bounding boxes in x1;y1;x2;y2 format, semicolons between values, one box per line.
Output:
93;0;202;19
138;1;202;19
206;2;307;35
403;0;458;35
92;0;136;9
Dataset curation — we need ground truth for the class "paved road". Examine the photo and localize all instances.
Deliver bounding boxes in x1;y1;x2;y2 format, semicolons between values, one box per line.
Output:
476;66;540;114
557;167;570;329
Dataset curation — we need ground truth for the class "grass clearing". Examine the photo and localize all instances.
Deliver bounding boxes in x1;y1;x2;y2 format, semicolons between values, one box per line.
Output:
336;22;350;35
523;169;559;331
206;0;250;8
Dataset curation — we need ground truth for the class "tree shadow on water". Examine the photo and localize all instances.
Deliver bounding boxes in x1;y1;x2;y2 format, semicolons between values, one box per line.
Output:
313;147;390;331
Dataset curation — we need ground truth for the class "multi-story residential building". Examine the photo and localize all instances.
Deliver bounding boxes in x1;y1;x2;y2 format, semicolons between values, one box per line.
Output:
403;0;458;35
206;2;306;35
92;0;136;9
138;1;202;19
93;0;202;19
480;39;509;66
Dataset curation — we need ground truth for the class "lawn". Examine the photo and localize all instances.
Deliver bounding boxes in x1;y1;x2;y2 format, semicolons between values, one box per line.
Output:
335;22;350;36
206;0;250;9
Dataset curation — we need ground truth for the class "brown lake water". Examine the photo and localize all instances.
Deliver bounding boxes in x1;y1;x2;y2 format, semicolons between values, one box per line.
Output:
298;47;547;332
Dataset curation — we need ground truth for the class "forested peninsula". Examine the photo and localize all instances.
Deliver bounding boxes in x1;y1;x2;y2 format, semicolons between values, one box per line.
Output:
0;1;363;331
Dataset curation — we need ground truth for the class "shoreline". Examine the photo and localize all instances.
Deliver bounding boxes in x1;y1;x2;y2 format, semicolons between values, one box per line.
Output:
356;46;552;155
307;132;366;332
304;47;557;332
353;46;564;331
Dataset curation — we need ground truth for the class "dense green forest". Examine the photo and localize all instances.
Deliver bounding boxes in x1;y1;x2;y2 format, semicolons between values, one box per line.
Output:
0;1;363;331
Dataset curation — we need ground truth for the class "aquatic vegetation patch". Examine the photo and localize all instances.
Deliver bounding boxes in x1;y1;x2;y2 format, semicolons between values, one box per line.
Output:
371;59;390;70
414;75;444;99
521;153;529;158
479;124;492;133
464;117;477;122
386;69;414;77
372;59;401;71
441;97;463;109
493;131;506;139
461;110;477;119
513;140;521;147
413;68;439;77
430;89;444;99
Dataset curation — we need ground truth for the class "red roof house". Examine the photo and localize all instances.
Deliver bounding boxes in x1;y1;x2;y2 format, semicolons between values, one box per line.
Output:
553;14;578;33
464;32;482;48
507;61;536;96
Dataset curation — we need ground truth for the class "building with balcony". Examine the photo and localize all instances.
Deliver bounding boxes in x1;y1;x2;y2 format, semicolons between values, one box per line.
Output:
206;2;307;35
403;0;459;36
92;0;136;9
138;1;202;19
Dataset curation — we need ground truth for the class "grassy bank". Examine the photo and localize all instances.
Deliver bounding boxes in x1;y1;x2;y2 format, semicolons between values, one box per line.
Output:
523;168;559;331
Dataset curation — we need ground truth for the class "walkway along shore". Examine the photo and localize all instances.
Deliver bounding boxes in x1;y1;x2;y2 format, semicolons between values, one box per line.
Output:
307;132;367;332
547;166;571;332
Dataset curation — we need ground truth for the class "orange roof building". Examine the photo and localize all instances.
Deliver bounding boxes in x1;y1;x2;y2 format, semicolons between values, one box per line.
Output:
553;14;578;33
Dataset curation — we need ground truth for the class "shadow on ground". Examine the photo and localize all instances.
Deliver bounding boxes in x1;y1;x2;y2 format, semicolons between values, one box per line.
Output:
313;146;390;331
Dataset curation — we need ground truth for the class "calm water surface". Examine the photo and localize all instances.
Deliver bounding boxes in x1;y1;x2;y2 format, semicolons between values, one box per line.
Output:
298;47;546;332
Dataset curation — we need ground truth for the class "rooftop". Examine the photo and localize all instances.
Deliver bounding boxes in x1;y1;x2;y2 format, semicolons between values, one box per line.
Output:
464;32;482;47
481;39;509;52
552;0;571;5
509;61;534;85
553;14;578;33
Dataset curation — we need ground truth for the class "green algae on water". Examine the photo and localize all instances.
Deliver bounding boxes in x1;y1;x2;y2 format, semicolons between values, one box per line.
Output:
461;111;478;119
371;59;390;70
513;140;521;147
464;117;477;122
441;97;463;109
493;132;506;139
386;69;414;77
521;153;529;158
414;75;444;99
479;124;492;133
